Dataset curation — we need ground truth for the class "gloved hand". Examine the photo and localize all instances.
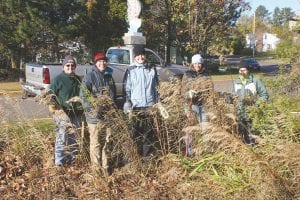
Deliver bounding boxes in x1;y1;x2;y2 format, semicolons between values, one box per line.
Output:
48;105;57;113
186;90;197;99
123;101;132;114
156;102;169;119
224;94;233;104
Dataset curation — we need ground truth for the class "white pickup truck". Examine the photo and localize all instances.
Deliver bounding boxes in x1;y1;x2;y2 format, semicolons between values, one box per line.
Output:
21;63;91;97
22;45;187;98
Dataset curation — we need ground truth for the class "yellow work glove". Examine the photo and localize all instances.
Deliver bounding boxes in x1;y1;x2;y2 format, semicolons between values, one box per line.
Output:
48;105;57;113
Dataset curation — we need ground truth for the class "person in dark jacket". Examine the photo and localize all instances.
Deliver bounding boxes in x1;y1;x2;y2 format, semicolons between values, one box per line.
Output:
123;45;159;157
182;54;209;125
233;62;268;143
80;52;116;169
49;55;84;166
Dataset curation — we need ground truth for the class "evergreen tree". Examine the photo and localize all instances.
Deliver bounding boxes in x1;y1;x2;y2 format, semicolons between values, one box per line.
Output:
272;7;282;26
0;0;128;66
76;0;127;56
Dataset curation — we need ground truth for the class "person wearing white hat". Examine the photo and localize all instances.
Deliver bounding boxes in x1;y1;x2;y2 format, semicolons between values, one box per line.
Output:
182;54;209;123
181;54;210;156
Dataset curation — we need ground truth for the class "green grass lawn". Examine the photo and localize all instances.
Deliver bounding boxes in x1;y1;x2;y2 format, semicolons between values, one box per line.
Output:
0;72;264;93
211;74;238;81
211;71;264;81
0;81;22;92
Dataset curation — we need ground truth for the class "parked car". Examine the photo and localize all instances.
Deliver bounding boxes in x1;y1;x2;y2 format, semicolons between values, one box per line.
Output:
202;55;220;73
106;46;188;97
240;57;261;71
222;55;241;66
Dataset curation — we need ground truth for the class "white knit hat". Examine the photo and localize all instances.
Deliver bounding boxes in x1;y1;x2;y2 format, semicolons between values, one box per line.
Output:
191;54;203;64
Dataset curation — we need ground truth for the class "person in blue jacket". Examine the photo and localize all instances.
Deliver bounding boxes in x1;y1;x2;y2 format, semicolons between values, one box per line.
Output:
123;45;159;157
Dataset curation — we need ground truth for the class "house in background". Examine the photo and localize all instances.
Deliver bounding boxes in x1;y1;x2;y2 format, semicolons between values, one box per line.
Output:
289;10;300;31
246;33;280;52
289;10;300;44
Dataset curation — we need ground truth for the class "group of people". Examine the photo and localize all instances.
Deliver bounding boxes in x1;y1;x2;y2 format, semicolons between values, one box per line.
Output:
48;46;269;169
48;45;160;169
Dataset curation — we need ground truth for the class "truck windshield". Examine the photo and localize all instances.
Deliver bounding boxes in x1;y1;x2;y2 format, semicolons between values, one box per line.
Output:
107;49;130;64
145;51;161;65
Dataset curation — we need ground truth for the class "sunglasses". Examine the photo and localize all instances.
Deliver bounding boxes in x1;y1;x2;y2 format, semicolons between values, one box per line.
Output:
65;64;75;67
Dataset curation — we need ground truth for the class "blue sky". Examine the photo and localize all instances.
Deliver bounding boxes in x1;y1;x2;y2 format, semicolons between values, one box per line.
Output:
245;0;300;14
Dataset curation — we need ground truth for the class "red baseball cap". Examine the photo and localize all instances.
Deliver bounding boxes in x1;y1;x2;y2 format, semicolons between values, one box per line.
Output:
94;52;107;62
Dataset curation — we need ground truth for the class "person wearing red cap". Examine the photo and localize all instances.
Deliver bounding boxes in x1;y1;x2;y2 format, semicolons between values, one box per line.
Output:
80;52;116;170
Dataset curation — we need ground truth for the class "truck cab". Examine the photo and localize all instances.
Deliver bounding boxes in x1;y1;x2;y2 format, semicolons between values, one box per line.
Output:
106;46;187;97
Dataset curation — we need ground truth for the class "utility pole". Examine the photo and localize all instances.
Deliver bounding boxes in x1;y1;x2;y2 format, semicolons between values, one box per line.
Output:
252;12;256;57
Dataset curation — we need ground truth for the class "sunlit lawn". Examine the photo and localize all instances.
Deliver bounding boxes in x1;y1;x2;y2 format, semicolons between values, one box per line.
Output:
211;74;239;81
211;71;264;81
0;81;21;92
0;73;265;92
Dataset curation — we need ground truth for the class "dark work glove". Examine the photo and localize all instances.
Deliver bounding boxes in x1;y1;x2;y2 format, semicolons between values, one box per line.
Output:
224;93;233;104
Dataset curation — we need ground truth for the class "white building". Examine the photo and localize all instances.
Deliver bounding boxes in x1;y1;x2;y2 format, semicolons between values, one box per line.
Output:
289;10;300;31
246;33;280;52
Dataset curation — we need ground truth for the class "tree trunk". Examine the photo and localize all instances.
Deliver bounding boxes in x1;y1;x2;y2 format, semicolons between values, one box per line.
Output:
10;57;17;69
165;34;171;64
165;0;171;64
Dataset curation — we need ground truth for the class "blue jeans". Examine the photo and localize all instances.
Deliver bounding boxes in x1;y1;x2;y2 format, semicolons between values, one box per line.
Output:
184;104;207;124
184;104;207;156
54;110;83;166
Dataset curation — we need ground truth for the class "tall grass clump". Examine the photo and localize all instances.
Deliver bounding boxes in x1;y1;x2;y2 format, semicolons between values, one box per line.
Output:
0;119;55;167
247;62;300;142
245;61;300;198
1;60;299;199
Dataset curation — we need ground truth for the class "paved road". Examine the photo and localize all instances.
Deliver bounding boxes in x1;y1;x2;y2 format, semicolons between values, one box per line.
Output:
0;94;51;122
0;61;280;121
214;60;279;93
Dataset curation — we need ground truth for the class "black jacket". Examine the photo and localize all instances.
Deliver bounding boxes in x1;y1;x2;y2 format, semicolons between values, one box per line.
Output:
182;69;209;105
183;69;209;80
80;66;116;123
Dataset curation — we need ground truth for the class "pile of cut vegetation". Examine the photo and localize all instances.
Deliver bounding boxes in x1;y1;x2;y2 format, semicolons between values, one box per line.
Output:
0;70;299;199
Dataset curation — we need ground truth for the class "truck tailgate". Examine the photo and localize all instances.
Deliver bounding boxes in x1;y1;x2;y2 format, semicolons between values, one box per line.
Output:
23;63;61;95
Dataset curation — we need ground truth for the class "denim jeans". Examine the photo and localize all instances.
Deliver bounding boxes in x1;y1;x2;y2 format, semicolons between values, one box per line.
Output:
184;104;207;124
54;110;83;166
184;104;207;156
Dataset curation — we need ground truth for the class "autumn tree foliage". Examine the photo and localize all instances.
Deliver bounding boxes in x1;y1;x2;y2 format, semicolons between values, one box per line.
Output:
142;0;248;62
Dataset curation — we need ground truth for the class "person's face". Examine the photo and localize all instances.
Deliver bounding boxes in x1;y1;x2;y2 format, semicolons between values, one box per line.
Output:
193;63;203;72
239;67;249;77
63;63;76;74
134;54;146;64
96;59;107;72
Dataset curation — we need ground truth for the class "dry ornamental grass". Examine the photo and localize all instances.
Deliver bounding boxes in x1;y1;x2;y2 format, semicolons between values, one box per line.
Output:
0;63;299;199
